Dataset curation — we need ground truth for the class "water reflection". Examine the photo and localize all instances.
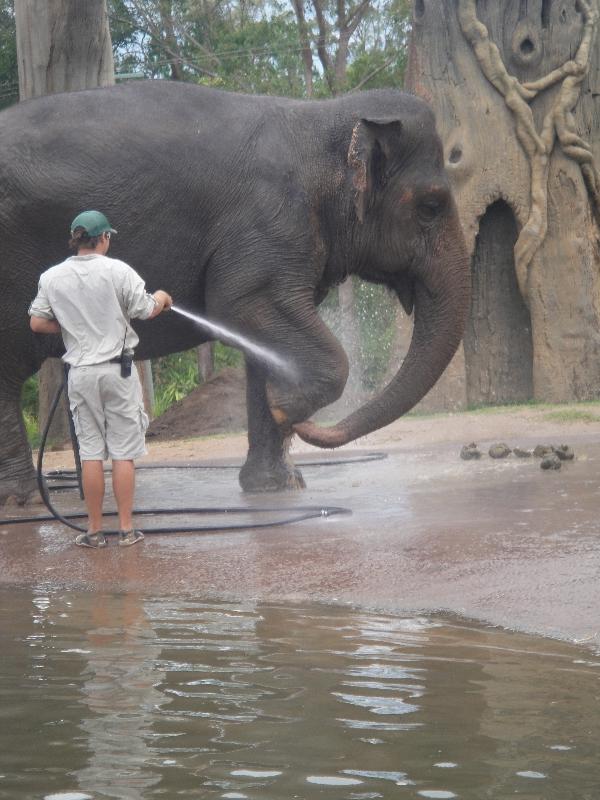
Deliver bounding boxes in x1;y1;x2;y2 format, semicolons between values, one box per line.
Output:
75;592;163;798
0;588;599;799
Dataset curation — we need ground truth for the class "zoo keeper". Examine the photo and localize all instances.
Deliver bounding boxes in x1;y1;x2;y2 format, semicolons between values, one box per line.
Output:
29;210;173;549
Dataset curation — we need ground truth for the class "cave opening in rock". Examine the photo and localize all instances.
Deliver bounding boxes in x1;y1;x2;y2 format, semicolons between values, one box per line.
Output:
464;200;533;406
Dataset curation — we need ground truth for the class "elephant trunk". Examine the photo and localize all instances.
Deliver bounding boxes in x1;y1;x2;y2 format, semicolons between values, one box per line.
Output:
294;217;471;448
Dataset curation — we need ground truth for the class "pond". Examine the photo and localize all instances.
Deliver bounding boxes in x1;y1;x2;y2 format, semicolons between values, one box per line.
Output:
1;587;598;799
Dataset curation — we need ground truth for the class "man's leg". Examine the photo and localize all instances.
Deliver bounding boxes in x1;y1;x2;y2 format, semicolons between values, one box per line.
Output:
82;460;105;533
112;459;135;532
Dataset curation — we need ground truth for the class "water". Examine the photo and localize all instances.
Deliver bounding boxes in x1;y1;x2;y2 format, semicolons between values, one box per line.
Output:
170;305;297;381
1;588;599;799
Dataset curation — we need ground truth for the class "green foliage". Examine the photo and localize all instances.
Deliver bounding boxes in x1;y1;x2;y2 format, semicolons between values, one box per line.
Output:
543;408;600;424
346;47;407;92
108;0;412;96
152;344;243;417
200;13;307;95
20;376;40;447
21;375;39;417
464;400;600;417
23;410;41;449
214;341;243;370
152;350;199;416
110;0;307;92
344;0;411;92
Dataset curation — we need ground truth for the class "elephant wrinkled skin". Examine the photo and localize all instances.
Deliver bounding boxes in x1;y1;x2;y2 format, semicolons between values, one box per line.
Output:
0;81;470;503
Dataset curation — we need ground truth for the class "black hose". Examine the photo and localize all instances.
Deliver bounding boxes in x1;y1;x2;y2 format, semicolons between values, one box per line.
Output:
44;450;387;477
2;378;353;535
35;379;83;531
1;505;351;532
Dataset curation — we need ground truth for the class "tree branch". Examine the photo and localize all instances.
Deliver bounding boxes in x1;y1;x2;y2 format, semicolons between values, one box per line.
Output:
349;55;395;92
291;0;314;96
311;0;335;92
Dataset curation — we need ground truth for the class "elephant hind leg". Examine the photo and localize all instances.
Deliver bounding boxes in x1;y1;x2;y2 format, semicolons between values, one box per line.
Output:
0;385;38;505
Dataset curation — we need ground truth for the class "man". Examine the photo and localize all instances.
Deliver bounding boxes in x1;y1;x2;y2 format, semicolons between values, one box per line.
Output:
29;210;173;549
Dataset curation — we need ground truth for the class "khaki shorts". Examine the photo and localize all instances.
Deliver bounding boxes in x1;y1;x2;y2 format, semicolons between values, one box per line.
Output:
68;363;149;461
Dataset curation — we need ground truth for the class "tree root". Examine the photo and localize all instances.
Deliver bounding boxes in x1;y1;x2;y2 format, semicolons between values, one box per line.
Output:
457;0;600;300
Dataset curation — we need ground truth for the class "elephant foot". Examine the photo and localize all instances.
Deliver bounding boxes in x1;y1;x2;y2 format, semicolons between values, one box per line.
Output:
0;473;39;507
239;458;306;492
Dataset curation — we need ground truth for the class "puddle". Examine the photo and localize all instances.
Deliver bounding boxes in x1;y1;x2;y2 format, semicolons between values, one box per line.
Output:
0;587;599;799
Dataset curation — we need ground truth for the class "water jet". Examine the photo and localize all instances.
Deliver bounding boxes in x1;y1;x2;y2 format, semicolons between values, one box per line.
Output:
170;305;298;381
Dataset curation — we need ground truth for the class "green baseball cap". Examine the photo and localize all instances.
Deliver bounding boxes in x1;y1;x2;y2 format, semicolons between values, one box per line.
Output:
70;210;117;237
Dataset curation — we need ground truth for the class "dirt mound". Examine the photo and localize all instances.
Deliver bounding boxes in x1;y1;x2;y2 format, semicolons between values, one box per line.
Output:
147;367;247;440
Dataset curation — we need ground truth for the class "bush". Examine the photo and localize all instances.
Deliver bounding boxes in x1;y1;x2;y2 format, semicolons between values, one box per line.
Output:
152;343;243;417
152;350;199;417
21;375;38;417
21;376;40;447
23;410;41;449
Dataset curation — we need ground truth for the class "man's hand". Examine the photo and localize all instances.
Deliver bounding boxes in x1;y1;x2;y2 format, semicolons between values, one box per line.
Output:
30;316;61;335
149;290;173;319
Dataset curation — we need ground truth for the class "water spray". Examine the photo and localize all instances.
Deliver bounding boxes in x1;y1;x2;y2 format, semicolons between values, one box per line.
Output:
170;305;297;381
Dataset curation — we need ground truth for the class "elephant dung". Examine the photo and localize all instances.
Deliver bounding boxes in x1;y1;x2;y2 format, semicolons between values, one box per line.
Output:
540;454;562;470
488;443;511;459
513;447;532;458
460;442;482;460
554;445;575;461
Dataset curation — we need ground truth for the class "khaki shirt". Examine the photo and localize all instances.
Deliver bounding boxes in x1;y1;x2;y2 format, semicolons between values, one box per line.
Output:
29;254;157;367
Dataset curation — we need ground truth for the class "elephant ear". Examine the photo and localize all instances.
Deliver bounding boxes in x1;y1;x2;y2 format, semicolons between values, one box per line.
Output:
348;117;403;223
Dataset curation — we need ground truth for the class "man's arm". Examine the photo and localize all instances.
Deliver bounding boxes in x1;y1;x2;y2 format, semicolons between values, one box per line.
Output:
30;316;61;335
147;290;173;320
119;263;172;321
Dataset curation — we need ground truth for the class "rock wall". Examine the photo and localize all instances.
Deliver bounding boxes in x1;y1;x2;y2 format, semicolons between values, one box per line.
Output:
406;0;600;408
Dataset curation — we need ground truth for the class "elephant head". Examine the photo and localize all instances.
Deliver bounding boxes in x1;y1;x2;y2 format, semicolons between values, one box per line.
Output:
294;108;471;448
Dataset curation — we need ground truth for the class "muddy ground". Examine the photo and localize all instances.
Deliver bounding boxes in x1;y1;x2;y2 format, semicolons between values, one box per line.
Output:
2;389;600;653
146;367;247;440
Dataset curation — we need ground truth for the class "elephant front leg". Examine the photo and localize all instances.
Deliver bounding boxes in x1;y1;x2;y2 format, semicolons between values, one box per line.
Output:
239;361;306;492
0;386;38;505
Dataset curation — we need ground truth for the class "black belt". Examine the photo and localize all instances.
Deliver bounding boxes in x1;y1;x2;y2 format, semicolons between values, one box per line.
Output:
109;356;123;363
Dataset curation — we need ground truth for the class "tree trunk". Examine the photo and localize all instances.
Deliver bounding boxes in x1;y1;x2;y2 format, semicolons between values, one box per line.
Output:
16;0;118;444
15;0;114;97
406;0;600;406
291;0;314;96
136;361;155;420
197;342;215;383
158;0;185;81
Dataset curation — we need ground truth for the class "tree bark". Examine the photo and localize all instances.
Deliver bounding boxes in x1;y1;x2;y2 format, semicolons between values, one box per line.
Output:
197;342;215;383
15;0;114;97
136;361;155;420
158;0;185;81
16;0;115;444
291;0;314;96
406;0;600;406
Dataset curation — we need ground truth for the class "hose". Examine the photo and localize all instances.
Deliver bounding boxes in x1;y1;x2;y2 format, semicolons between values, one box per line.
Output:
1;377;362;535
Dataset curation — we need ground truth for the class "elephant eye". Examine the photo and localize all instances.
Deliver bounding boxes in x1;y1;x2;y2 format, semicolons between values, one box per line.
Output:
417;189;448;222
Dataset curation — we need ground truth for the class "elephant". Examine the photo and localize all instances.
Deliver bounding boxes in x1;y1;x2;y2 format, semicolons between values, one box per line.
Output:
0;80;470;504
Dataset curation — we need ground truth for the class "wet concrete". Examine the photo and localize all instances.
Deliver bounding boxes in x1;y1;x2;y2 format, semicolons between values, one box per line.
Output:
1;436;600;651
